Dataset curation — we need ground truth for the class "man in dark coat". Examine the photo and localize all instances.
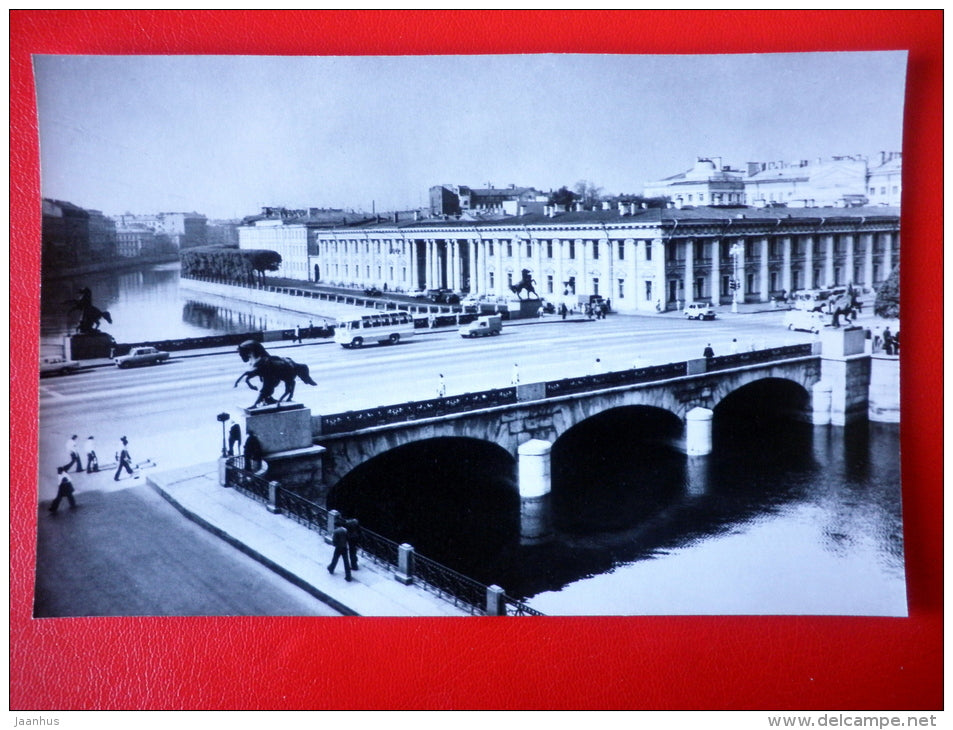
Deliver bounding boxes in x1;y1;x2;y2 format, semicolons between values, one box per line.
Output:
227;420;242;456
327;523;352;581
346;518;361;571
703;343;715;359
243;430;263;472
49;467;76;513
113;436;134;481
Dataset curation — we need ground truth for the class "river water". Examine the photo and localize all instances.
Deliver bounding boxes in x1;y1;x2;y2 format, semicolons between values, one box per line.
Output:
40;262;321;346
39;264;907;616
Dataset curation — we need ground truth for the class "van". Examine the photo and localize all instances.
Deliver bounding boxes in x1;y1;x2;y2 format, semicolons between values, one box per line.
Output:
783;309;830;334
459;315;502;338
684;302;716;320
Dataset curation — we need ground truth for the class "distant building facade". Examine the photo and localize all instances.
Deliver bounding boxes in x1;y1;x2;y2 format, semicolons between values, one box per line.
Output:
430;184;547;217
238;205;900;314
42;198;117;267
114;211;208;250
116;225;159;257
646;154;902;210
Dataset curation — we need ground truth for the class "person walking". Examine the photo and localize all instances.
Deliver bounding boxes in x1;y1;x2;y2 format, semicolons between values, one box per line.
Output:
61;434;84;474
327;522;352;581
84;435;98;473
49;467;76;513
227;419;242;456
243;430;263;472
345;518;361;571
703;343;715;359
437;373;446;398
113;436;134;481
292;324;302;344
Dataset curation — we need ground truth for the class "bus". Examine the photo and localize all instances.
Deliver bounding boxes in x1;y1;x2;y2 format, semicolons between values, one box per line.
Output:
333;311;417;348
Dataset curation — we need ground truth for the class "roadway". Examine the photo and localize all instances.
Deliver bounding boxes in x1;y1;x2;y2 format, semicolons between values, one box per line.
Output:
32;305;832;616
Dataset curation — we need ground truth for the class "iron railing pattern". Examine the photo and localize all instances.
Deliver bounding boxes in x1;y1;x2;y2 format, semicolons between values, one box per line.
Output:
225;457;270;505
224;463;542;616
544;361;688;398
704;343;813;372
321;387;518;435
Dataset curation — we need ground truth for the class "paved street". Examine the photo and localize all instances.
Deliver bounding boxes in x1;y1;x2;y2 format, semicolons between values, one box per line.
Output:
35;303;888;616
35;471;342;617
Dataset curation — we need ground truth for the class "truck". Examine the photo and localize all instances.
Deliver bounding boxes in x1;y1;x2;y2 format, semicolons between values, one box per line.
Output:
458;315;502;338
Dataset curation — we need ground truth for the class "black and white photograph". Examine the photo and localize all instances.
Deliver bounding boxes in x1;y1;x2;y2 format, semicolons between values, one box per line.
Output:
34;51;907;618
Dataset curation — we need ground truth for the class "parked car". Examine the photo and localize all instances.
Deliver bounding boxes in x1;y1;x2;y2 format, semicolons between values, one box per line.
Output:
684;302;716;320
363;286;383;297
783;309;830;334
459;315;502;338
39;355;80;376
114;346;170;368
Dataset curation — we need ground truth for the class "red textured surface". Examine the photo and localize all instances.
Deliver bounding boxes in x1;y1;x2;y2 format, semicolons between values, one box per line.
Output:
10;10;942;710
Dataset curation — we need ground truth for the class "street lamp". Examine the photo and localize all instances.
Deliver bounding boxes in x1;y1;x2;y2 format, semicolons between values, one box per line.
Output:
216;412;230;458
729;242;744;313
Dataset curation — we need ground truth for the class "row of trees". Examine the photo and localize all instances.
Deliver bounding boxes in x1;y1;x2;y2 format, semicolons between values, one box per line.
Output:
548;181;668;210
180;246;282;286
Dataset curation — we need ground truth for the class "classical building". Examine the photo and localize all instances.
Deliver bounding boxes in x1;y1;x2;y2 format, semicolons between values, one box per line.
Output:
238;205;900;315
116;225;159;257
114;211;208;250
867;152;902;207
643;158;747;207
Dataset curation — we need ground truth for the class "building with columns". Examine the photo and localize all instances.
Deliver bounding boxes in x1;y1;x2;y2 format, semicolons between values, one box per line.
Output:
238;204;899;315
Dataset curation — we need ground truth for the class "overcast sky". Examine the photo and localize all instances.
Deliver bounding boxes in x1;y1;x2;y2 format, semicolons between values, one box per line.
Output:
33;51;907;220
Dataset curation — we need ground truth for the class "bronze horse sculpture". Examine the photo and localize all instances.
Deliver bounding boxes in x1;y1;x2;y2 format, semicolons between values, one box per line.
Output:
66;287;112;334
828;286;861;328
509;269;540;300
234;340;317;408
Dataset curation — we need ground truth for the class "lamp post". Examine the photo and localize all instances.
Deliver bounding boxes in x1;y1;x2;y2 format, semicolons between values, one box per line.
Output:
729;242;743;313
216;412;230;458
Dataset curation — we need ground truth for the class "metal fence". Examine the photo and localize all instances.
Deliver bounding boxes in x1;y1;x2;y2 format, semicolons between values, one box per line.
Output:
224;458;541;616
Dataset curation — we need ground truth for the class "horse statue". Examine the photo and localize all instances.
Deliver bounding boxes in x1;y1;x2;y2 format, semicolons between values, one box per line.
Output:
65;287;112;334
829;286;861;328
233;340;317;408
509;269;540;300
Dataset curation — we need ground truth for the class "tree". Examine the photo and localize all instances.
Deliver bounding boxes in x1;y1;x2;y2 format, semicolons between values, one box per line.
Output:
248;249;282;286
874;266;899;319
573;180;604;208
549;186;577;209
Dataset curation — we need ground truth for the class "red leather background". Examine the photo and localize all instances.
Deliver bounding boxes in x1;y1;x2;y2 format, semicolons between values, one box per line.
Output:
9;10;943;710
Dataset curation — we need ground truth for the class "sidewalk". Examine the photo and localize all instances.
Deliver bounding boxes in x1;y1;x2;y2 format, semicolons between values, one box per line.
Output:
147;463;471;617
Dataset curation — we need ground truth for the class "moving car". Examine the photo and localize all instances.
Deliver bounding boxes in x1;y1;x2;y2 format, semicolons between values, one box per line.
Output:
458;315;502;338
40;355;80;376
783;309;830;334
114;346;170;368
684;302;716;320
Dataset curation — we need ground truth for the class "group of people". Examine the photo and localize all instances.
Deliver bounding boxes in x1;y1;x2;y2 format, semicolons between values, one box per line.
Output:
327;517;362;582
227;419;264;472
50;433;135;513
875;327;900;355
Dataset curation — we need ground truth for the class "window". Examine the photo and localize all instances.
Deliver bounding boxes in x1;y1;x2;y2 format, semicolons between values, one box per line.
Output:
645;280;653;302
506;241;513;257
489;241;494;256
507;272;513;287
568;241;576;259
489;272;495;288
592;277;599;296
526;242;532;258
592;241;599;260
547;241;553;258
547;274;554;294
645;241;652;261
618;241;625;260
618;278;625;299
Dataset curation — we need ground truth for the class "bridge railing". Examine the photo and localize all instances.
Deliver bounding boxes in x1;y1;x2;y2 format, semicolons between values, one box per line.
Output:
223;461;541;616
318;344;817;435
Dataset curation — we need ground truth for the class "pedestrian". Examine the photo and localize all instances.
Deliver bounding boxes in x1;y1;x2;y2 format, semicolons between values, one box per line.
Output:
61;434;83;473
113;436;134;481
882;327;894;355
346;518;361;571
227;419;242;456
511;363;520;386
703;343;715;359
308;319;314;338
437;373;446;398
327;522;352;581
84;435;98;473
48;467;76;513
560;303;567;320
243;429;263;472
293;324;302;343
